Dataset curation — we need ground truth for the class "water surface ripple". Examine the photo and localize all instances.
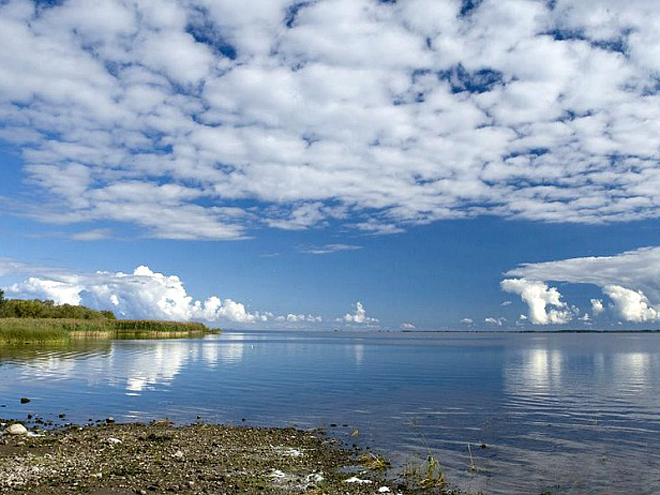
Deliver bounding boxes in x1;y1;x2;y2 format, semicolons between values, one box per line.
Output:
1;331;660;494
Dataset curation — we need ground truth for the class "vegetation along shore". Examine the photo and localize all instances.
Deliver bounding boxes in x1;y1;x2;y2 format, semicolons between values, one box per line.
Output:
0;292;218;344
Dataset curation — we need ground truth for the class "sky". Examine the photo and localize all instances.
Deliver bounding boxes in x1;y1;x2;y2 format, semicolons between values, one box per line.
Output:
2;0;660;330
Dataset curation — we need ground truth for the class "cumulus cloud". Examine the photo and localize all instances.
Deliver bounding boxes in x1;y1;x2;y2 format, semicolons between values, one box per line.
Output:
591;298;604;315
7;277;84;306
3;264;319;326
342;301;379;325
277;313;323;323
400;322;416;330
505;246;660;323
4;1;660;239
602;285;659;322
501;278;573;325
460;318;474;325
485;317;506;326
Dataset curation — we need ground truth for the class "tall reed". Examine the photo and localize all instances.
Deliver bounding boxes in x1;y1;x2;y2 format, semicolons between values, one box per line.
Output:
0;318;215;344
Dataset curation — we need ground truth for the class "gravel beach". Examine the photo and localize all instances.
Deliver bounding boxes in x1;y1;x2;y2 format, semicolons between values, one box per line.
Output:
0;420;454;495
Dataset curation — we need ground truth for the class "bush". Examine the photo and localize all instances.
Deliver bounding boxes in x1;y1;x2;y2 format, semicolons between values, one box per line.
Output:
0;298;115;320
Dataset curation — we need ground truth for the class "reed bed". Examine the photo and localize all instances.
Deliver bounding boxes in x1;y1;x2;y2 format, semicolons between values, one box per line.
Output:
0;318;216;344
112;319;209;333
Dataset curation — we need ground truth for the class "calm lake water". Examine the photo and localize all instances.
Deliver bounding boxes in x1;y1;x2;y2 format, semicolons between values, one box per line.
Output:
1;331;660;494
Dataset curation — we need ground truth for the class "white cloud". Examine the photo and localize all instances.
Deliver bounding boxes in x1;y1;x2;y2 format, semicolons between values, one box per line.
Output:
501;278;573;325
602;285;659;323
400;322;416;330
3;263;317;326
485;317;506;326
460;318;474;325
6;277;84;305
300;244;363;255
505;246;660;323
501;300;513;306
591;298;604;316
71;228;113;241
4;1;660;238
282;313;323;323
342;301;379;325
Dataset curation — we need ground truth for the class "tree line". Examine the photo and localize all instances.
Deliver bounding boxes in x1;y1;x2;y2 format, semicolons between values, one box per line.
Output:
0;290;115;320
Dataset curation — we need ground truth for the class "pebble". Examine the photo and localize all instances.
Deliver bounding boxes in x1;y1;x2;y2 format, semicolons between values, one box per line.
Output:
105;417;115;424
6;424;28;436
344;476;372;484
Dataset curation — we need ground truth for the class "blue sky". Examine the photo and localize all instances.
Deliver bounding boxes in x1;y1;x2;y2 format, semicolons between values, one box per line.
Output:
2;0;660;330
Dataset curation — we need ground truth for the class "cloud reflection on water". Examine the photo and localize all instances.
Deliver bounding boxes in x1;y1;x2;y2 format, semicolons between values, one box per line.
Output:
9;338;246;395
504;342;659;405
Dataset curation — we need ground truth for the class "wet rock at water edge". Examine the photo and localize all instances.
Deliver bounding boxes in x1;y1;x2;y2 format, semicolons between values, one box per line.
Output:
105;417;115;424
20;397;30;404
6;423;28;435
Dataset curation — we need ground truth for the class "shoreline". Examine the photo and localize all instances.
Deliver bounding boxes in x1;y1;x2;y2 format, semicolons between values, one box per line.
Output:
0;418;455;495
0;319;219;345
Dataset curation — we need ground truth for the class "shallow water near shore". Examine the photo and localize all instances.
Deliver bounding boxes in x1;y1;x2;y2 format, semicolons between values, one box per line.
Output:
2;330;660;494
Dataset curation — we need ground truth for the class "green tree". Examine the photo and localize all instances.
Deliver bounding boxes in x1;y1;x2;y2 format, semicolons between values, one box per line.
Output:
100;310;116;320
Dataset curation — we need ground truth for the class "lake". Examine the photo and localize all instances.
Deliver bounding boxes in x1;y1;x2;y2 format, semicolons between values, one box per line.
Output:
1;331;659;494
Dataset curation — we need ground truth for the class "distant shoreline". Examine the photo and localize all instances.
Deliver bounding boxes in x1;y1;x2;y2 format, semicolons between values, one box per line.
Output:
400;329;660;333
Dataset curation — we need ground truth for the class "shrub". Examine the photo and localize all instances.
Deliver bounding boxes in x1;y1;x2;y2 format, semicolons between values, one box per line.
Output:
0;299;115;320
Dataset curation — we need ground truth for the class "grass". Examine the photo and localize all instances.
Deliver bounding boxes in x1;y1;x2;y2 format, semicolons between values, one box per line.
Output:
404;453;447;490
0;318;218;344
358;452;390;471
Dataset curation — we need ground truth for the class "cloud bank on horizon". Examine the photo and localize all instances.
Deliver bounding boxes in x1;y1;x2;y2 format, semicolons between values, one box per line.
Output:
0;259;377;327
503;246;660;325
2;0;660;240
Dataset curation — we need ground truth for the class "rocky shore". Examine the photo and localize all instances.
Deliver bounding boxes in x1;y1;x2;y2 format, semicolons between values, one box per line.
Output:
0;419;454;495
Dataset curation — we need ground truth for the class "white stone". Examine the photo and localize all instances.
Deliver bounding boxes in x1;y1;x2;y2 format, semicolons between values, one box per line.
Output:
344;477;373;484
269;470;287;479
6;424;28;435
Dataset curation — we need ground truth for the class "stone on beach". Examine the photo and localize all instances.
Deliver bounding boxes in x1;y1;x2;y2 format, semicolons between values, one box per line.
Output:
6;424;28;435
